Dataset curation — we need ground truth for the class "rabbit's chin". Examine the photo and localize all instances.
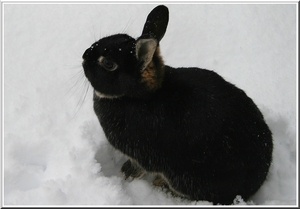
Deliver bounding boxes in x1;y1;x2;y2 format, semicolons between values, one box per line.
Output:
94;90;123;99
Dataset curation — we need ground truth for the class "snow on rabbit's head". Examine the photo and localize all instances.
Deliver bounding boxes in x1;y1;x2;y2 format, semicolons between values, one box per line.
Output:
82;5;169;98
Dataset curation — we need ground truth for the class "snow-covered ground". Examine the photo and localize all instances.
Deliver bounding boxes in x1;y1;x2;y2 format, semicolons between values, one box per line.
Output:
3;3;297;206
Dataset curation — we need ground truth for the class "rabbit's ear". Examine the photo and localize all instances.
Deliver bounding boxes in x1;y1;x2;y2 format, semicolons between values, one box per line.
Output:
141;5;169;42
136;38;157;70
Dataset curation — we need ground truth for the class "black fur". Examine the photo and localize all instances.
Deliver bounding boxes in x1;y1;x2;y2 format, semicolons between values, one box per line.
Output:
82;5;273;205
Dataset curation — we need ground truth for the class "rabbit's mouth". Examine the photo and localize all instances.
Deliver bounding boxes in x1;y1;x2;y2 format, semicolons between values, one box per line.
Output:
94;90;123;99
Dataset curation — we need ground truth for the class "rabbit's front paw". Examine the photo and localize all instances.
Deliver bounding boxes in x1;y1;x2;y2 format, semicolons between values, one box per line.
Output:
121;159;146;180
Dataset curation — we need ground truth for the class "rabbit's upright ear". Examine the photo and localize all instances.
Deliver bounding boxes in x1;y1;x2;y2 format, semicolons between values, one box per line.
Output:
140;5;169;42
134;5;167;92
136;5;168;66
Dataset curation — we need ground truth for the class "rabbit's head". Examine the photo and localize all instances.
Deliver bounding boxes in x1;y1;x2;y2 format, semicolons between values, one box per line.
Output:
82;5;169;98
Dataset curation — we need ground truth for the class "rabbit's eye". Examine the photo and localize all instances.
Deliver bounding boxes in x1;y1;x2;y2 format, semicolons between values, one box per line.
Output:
98;56;118;71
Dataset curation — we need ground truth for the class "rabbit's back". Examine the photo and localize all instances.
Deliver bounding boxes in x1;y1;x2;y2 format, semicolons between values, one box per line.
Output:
94;66;272;204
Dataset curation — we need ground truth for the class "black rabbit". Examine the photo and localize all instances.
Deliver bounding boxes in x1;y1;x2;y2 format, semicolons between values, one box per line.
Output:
82;5;273;205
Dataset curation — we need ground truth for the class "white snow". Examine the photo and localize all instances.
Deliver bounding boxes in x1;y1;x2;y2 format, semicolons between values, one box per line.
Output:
3;3;297;206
